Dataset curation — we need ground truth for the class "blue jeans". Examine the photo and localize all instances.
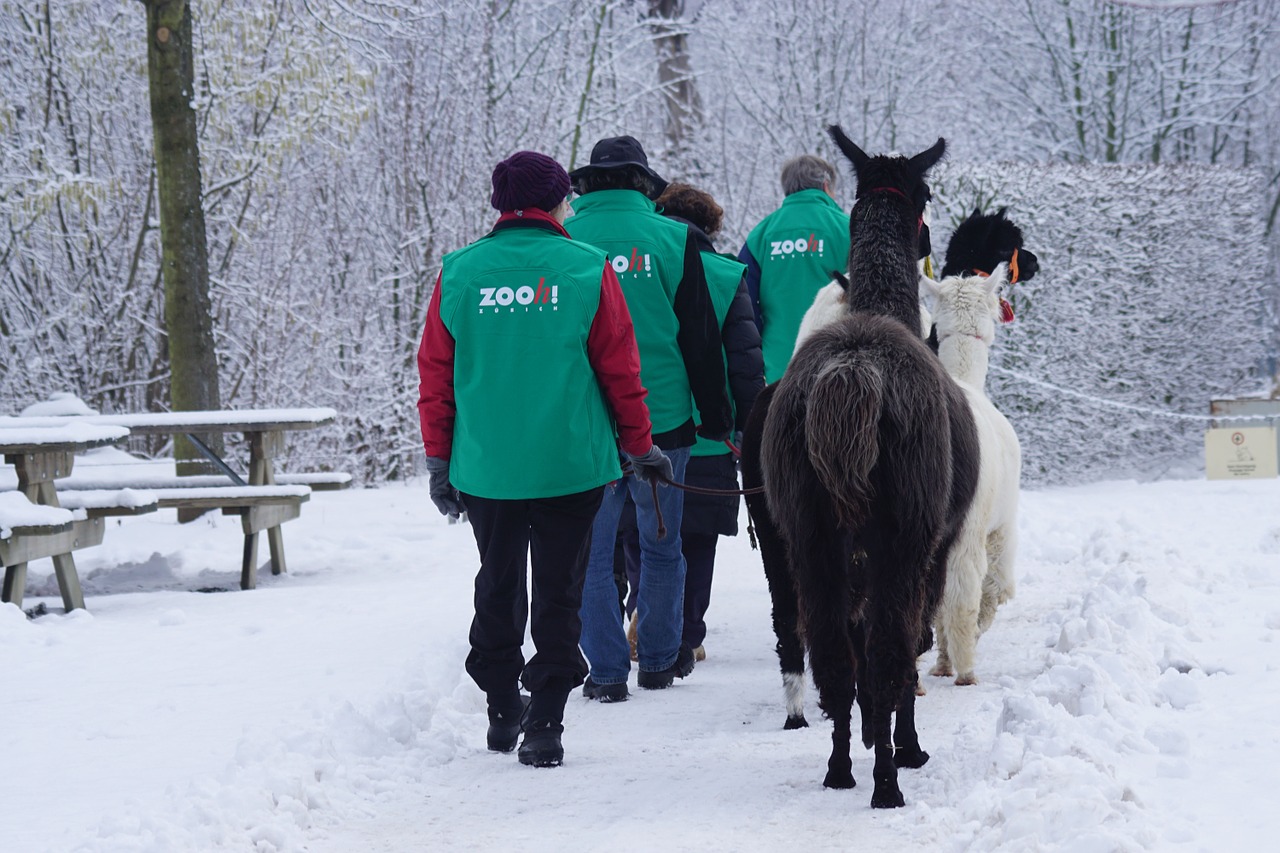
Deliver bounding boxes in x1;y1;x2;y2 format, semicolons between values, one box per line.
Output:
579;447;691;684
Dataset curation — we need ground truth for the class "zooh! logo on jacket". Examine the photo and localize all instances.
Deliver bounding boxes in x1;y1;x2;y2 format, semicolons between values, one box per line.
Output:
477;277;560;312
769;234;826;257
610;247;653;278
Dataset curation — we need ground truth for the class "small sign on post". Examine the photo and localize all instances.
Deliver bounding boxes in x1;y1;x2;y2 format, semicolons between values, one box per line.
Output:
1207;398;1280;480
1204;426;1278;480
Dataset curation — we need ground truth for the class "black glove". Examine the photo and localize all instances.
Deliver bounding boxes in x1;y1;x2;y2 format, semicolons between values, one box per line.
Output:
625;445;674;485
425;456;465;519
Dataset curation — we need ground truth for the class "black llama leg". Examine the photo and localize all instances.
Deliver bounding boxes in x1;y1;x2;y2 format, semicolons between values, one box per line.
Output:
862;531;934;808
742;384;809;729
850;620;874;750
851;630;928;769
790;523;858;789
764;536;808;729
892;676;930;769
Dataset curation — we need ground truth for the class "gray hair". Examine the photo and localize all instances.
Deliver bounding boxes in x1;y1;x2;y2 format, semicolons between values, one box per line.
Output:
780;155;837;196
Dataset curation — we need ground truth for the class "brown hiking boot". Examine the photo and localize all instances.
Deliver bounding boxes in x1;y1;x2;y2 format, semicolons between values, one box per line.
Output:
627;611;639;662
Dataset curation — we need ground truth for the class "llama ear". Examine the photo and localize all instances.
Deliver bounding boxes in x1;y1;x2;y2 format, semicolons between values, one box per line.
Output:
832;270;852;295
908;137;946;175
918;271;941;298
987;263;1009;292
827;125;868;173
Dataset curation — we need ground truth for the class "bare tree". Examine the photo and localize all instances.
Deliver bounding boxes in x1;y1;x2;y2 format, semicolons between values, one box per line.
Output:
140;0;221;487
648;0;702;165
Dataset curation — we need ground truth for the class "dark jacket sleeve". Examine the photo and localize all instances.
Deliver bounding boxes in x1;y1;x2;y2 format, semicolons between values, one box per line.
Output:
722;276;765;433
587;263;653;457
416;272;455;459
737;243;764;332
673;232;733;440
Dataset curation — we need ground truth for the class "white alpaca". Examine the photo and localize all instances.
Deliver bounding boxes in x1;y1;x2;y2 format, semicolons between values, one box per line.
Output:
920;265;1021;685
793;279;848;355
793;269;933;359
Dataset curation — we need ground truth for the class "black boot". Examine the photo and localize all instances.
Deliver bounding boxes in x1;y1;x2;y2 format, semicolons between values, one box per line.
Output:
582;676;629;703
518;680;571;767
637;642;695;690
518;721;565;767
486;692;528;753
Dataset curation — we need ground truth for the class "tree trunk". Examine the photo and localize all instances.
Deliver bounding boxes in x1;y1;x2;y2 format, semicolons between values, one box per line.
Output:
142;0;223;512
648;0;702;171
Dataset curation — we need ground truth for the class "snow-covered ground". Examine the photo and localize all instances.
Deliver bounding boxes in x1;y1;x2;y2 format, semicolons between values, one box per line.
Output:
3;464;1278;852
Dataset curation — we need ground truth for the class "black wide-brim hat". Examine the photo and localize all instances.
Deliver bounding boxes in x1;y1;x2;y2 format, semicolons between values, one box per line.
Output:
568;135;668;198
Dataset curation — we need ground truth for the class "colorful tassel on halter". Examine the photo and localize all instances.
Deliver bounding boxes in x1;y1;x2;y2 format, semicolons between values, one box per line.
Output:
999;298;1015;324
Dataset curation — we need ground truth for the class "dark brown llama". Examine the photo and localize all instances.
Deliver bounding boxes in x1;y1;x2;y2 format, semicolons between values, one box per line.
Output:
754;127;979;807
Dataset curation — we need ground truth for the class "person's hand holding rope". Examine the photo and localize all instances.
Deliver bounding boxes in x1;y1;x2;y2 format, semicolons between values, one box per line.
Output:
625;445;674;485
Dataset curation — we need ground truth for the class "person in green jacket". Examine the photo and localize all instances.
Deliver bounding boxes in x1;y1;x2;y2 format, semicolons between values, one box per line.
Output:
654;182;764;660
738;154;851;382
417;150;673;768
565;136;733;702
615;182;767;662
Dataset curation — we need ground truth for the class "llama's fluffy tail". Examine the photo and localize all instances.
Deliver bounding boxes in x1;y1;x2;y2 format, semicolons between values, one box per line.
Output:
805;354;882;529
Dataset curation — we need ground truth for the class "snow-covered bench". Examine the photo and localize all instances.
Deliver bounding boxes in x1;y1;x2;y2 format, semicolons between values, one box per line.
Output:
2;407;344;599
55;469;352;493
0;424;131;610
36;481;314;591
0;494;83;578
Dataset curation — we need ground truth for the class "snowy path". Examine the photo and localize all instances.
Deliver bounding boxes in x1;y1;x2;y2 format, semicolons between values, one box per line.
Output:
3;476;1279;851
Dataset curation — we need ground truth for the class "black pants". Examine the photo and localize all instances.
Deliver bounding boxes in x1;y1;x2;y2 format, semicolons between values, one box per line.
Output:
681;531;718;648
461;487;603;697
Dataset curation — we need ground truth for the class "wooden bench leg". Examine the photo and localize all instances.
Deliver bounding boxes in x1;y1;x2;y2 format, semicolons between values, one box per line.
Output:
49;552;86;611
241;529;259;591
266;525;287;576
239;504;300;583
3;563;28;608
2;558;85;612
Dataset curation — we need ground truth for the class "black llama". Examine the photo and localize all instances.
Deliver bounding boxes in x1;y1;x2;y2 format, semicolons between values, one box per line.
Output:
745;127;979;808
939;206;1040;281
741;208;1038;731
924;206;1040;350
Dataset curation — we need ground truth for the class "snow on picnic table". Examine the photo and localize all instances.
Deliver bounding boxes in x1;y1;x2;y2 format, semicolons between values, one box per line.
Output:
0;491;76;538
0;475;1278;852
0;422;129;450
1;408;337;430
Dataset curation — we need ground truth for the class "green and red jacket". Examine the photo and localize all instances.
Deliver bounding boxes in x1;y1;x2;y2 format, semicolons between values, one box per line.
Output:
566;189;732;449
739;188;851;382
418;208;652;499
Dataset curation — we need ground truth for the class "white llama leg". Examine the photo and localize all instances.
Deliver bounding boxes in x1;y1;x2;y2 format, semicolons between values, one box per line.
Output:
939;523;986;685
929;626;953;678
979;525;1017;634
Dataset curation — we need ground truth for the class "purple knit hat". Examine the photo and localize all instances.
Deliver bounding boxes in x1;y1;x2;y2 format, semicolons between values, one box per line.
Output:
490;151;571;212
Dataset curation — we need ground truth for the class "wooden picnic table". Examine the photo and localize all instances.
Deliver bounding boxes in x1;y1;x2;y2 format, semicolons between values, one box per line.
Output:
1;408;338;590
0;422;131;611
